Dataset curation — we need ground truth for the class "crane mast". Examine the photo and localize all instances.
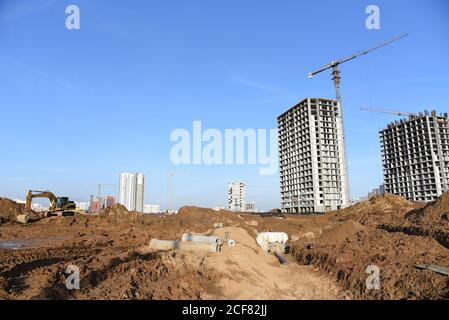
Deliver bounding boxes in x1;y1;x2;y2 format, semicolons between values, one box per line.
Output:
307;33;408;208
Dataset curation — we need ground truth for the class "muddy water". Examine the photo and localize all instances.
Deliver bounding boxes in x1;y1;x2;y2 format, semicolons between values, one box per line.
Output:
0;239;34;250
0;237;66;250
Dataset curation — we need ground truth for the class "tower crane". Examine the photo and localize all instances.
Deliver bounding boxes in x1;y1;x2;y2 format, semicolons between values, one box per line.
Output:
307;33;409;104
88;183;116;198
307;33;408;207
167;170;192;213
360;107;417;117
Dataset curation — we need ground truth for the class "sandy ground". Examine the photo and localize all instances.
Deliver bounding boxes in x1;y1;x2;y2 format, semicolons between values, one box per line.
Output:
0;214;344;300
1;193;449;300
202;227;342;299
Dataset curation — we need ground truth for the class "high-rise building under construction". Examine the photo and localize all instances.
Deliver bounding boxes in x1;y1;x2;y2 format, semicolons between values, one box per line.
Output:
380;110;449;202
228;182;246;212
278;98;350;213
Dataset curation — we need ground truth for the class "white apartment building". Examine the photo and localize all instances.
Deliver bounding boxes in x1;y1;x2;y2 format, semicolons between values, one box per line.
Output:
228;182;246;212
143;204;160;214
380;110;449;202
278;97;350;213
245;202;257;213
76;201;90;211
118;172;145;212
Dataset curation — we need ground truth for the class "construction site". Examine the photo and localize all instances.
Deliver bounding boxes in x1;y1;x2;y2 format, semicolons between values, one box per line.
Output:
1;33;448;301
1;190;449;300
1;1;448;305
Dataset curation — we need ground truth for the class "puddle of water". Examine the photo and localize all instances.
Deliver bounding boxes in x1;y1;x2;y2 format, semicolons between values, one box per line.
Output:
0;240;34;250
0;236;66;250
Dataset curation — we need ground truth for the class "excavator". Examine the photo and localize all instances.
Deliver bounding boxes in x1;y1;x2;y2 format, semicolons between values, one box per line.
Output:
25;190;76;217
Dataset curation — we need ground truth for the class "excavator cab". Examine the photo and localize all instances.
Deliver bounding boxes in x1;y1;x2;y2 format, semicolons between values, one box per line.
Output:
56;197;76;210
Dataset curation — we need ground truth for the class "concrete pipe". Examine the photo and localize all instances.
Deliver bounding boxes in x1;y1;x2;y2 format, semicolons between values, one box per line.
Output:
227;240;236;247
181;233;220;244
149;239;220;253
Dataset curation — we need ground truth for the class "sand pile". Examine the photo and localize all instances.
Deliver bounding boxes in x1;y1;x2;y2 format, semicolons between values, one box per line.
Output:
330;194;418;226
0;198;27;224
406;191;449;231
204;226;341;299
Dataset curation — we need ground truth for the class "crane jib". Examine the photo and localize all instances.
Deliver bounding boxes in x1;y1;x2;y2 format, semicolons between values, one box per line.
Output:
308;33;409;76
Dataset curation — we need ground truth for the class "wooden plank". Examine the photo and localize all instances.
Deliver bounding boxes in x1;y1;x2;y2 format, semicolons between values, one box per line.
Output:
415;264;449;276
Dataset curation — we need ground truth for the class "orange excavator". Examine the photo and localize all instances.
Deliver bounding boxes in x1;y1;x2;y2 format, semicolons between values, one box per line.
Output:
25;190;76;217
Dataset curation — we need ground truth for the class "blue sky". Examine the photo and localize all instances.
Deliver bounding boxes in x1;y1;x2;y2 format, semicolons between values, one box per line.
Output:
0;0;448;210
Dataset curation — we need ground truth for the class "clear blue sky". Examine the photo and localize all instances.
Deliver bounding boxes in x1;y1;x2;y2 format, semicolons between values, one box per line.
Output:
0;0;448;210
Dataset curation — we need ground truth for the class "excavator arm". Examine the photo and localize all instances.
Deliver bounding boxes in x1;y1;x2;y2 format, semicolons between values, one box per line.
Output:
25;190;58;211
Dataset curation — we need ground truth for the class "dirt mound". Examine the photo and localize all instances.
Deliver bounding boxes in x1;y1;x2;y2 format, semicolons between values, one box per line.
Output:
369;193;414;208
73;250;221;300
99;204;129;217
0;198;27;223
2;199;449;300
178;206;241;222
330;194;418;226
406;191;449;230
0;243;221;300
292;221;449;299
318;220;366;245
99;204;145;224
288;193;449;299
